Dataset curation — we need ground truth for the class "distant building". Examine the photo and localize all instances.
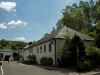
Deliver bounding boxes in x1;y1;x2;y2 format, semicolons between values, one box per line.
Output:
0;49;13;61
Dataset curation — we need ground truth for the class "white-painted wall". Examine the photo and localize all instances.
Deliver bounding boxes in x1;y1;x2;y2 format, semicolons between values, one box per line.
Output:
32;40;56;65
55;39;64;65
23;49;31;61
22;39;93;66
0;51;13;60
83;40;93;47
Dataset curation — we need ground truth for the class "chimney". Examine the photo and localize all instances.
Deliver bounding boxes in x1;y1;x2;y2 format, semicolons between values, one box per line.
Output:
29;42;32;45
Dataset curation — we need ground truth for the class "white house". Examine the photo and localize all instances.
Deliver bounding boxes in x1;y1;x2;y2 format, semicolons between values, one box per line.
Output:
23;27;94;66
21;44;32;62
0;49;13;61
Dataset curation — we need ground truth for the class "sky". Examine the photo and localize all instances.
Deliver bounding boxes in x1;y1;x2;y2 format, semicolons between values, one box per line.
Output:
0;0;97;42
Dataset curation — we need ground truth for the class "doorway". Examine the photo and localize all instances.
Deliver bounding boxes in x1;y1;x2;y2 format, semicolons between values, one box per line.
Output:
5;55;10;61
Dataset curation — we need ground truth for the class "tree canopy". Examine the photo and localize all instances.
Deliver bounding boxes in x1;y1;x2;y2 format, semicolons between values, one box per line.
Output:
0;39;27;50
56;0;99;38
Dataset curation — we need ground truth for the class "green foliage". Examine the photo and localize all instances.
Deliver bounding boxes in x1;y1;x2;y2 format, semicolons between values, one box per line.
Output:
56;0;100;38
43;33;49;37
95;21;100;34
70;35;85;66
40;57;53;66
77;62;84;72
94;34;100;48
77;60;93;72
57;5;86;31
57;35;71;57
57;34;85;66
0;39;27;50
47;57;53;65
85;44;100;67
85;45;100;55
84;60;93;70
28;58;36;64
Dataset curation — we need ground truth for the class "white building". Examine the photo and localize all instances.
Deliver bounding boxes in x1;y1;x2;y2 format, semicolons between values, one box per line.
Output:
0;49;13;61
23;27;94;66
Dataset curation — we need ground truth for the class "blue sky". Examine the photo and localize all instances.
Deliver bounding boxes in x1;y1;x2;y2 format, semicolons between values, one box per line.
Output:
0;0;96;42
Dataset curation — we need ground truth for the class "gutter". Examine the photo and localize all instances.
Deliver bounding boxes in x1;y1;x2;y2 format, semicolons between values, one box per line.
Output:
54;39;57;66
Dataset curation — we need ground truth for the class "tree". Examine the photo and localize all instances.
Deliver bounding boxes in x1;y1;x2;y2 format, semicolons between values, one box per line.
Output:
0;39;27;50
57;35;72;67
51;27;56;33
56;3;88;31
94;34;100;48
93;0;100;24
12;44;17;50
94;20;100;48
57;35;71;57
85;44;100;66
56;0;96;37
43;33;49;37
70;35;85;66
79;0;94;30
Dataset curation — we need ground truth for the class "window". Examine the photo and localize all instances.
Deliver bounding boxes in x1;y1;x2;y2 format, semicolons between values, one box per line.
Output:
40;46;42;53
49;44;52;52
37;47;39;53
44;45;46;52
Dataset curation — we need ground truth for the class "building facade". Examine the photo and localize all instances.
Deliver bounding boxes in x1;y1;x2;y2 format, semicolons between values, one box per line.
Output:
22;27;94;66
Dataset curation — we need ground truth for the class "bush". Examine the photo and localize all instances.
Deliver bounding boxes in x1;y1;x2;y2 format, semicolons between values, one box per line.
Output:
85;45;100;67
77;60;93;72
40;57;47;66
47;57;53;66
28;58;36;64
77;62;84;72
40;57;53;66
84;60;92;70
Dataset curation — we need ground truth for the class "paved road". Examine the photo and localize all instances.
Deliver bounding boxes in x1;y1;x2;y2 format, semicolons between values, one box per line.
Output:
0;61;98;75
1;61;67;75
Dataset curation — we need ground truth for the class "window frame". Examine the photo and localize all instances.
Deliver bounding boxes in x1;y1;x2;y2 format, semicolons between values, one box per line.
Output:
44;45;46;52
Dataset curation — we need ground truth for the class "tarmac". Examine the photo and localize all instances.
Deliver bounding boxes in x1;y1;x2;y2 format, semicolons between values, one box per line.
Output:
19;61;100;75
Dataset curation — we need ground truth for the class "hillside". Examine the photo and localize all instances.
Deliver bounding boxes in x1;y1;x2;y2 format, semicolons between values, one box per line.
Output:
0;39;28;50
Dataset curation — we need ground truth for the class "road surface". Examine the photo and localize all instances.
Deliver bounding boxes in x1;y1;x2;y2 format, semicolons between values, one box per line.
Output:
1;61;67;75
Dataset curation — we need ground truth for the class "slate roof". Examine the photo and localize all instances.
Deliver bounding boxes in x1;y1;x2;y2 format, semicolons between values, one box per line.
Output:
55;26;94;40
0;49;13;52
24;26;94;50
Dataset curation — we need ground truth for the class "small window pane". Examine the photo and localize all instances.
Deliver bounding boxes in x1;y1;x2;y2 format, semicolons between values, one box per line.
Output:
40;46;42;53
37;47;39;53
49;44;52;52
44;45;46;52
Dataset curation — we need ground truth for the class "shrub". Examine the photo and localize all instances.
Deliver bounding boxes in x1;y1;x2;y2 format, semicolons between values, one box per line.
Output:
28;58;36;64
40;57;47;66
47;57;53;66
77;60;93;72
77;62;84;72
84;60;92;70
85;44;100;67
40;57;53;66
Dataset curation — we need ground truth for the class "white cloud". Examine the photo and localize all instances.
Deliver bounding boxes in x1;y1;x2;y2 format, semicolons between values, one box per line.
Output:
14;37;25;41
0;1;16;12
8;20;27;27
0;23;7;29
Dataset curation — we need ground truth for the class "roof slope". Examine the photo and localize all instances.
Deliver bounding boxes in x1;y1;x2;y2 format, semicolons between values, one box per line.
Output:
55;26;94;40
0;49;13;52
31;28;62;47
25;26;94;49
